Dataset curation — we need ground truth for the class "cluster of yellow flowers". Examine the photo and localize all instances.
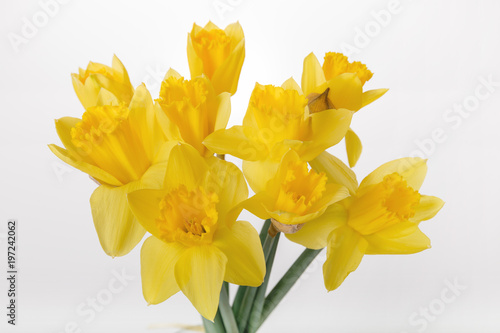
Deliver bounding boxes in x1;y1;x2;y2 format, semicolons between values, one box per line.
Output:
49;21;444;330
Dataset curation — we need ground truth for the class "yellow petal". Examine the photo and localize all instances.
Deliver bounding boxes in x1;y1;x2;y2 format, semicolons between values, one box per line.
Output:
163;68;182;81
286;203;347;250
410;195;444;223
204;157;248;226
224;21;244;46
323;226;367;291
128;84;158;161
71;73;100;109
48;144;122;186
345;128;362;168
174;245;227;321
310;151;358;195
296;108;353;161
154;102;182;141
165;143;208;191
127;188;165;240
213;221;265;287
92;55;134;104
361;88;388;108
211;38;245;95
359;157;428;191
301;53;326;96
187;31;204;79
141;236;184;304
54;117;81;153
214;92;231;131
90;182;146;257
241;192;273;220
364;222;431;254
327;73;363;111
204;126;267;161
242;159;279;193
95;88;119;106
281;77;303;94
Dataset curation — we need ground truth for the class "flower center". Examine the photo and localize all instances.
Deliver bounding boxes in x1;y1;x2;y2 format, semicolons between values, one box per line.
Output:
322;52;373;85
156;185;219;246
249;84;311;144
274;161;327;216
347;173;421;235
70;104;150;184
191;28;232;79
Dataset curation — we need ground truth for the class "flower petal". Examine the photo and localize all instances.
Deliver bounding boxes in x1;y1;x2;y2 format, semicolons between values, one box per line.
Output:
214;92;231;132
242;159;279;193
204;157;248;226
204;126;267;161
212;38;245;95
310;151;358;195
213;221;265;287
164;143;208;191
323;226;367;291
286;203;347;250
296;108;353;161
175;245;227;321
361;88;388;108
241;192;273;220
301;53;326;96
127;188;165;240
345;128;362;168
48;144;122;186
141;236;184;304
54;117;81;153
281;77;303;94
71;73;100;109
410;195;444;223
90;182;146;257
359;157;428;191
364;222;431;254
327;73;363;111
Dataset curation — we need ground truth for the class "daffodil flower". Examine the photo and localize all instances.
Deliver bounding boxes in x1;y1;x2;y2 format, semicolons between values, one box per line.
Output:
288;156;444;291
204;78;353;192
49;85;172;257
243;150;350;234
187;21;245;95
302;52;388;167
71;55;135;108
127;144;265;321
156;69;231;157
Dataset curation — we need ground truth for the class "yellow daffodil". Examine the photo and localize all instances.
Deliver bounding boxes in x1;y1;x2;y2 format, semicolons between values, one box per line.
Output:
302;52;388;167
204;78;353;192
127;143;265;320
288;156;444;291
49;85;172;257
156;69;231;157
242;150;349;234
71;55;135;109
187;21;245;95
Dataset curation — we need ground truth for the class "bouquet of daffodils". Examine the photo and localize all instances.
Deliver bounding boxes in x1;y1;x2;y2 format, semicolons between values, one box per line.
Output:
49;22;444;333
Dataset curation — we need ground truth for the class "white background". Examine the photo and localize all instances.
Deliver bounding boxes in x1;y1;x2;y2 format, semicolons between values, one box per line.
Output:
1;0;500;332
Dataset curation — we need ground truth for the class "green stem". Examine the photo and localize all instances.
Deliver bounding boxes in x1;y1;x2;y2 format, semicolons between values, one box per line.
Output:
202;309;225;333
219;283;239;333
246;232;280;333
258;248;322;328
236;222;277;332
232;219;271;315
